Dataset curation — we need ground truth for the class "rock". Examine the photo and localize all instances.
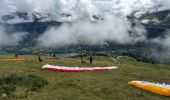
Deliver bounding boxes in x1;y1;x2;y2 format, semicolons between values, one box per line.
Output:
2;94;7;98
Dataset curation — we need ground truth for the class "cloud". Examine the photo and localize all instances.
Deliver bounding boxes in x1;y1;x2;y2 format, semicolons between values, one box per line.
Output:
37;14;146;48
0;26;28;47
1;0;170;20
0;0;98;21
146;30;170;63
108;0;170;17
151;30;170;48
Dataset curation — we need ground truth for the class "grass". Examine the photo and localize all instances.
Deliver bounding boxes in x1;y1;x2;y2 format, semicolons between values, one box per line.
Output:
0;55;170;100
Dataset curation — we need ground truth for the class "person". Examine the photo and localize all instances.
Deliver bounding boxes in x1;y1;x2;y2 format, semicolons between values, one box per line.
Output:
15;54;18;58
80;53;83;64
52;54;56;58
38;55;43;62
90;55;93;64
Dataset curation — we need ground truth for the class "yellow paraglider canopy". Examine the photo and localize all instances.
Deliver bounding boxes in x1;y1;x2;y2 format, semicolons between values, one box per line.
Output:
128;81;170;96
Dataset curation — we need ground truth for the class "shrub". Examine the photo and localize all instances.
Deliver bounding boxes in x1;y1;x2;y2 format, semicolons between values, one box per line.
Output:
0;74;48;98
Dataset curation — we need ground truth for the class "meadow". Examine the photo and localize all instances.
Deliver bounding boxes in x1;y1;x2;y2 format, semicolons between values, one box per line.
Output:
0;55;170;100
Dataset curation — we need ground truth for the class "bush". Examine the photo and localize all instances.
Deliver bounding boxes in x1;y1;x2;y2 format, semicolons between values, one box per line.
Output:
0;74;48;98
0;84;15;95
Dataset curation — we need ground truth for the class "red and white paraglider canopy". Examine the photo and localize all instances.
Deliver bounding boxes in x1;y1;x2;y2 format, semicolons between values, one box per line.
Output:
42;64;118;72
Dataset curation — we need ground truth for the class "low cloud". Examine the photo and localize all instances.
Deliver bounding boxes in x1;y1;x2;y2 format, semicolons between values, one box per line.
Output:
147;30;170;63
0;26;28;47
37;15;146;48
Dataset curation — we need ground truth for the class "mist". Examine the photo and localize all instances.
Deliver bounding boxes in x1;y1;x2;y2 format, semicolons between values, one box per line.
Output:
0;26;27;47
37;15;146;48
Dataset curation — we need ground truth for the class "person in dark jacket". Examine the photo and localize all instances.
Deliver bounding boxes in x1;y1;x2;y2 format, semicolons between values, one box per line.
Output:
52;54;56;58
38;55;43;62
90;55;93;64
80;53;83;64
15;54;18;58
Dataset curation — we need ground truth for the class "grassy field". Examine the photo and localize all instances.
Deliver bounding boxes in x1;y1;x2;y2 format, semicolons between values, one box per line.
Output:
0;55;170;100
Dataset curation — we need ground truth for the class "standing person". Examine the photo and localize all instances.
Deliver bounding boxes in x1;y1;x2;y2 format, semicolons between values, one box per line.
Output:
90;55;93;64
15;54;18;58
80;53;83;64
38;55;43;62
53;54;56;58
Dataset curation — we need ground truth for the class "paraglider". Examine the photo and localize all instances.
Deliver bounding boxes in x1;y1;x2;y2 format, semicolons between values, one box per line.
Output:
42;64;118;72
128;81;170;96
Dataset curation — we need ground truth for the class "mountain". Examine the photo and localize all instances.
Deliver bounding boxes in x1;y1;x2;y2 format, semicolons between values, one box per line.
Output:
1;10;169;43
138;10;170;28
0;10;170;63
